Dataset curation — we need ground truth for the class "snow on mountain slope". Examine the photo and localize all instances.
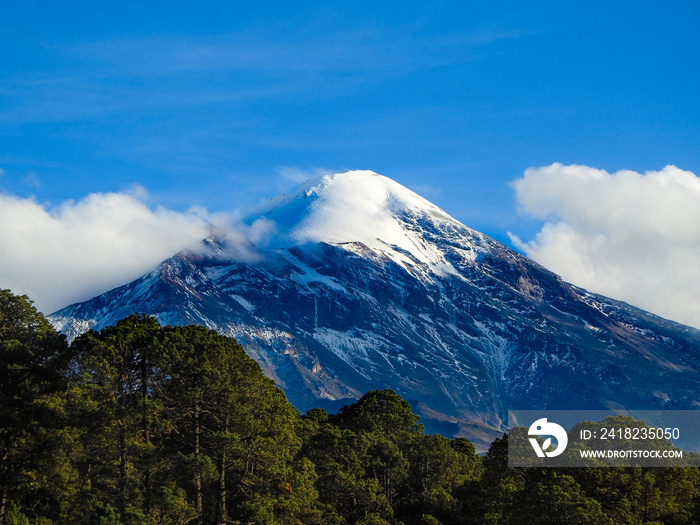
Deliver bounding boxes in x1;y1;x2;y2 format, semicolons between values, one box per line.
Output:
49;170;700;450
250;170;474;275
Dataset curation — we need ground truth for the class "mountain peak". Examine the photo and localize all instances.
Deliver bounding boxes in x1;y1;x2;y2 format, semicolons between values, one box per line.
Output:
248;170;463;268
50;169;700;449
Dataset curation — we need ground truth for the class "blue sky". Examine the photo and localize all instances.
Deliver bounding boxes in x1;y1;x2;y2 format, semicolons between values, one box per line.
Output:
2;1;700;325
3;1;698;236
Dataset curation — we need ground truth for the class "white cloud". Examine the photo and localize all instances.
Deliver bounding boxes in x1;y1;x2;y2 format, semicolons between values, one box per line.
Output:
0;189;227;314
509;163;700;329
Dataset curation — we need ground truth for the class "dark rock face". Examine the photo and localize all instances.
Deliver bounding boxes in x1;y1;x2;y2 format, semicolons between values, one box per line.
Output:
49;176;700;450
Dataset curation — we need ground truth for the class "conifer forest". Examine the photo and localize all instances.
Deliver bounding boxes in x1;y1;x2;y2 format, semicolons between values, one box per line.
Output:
1;290;699;525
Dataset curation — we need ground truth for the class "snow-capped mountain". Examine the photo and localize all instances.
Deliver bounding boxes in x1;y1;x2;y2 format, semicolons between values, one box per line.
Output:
50;171;700;449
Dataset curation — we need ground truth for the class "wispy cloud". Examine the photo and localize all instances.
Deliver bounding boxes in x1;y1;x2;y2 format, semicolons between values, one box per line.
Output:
409;184;442;201
66;28;526;76
510;163;700;328
276;166;335;184
0;27;529;125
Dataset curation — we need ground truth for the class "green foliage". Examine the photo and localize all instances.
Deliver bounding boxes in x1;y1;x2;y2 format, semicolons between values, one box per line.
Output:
477;433;700;525
0;290;70;524
2;289;700;525
3;501;30;525
334;389;423;438
401;433;482;523
301;390;484;525
65;317;318;524
303;423;395;523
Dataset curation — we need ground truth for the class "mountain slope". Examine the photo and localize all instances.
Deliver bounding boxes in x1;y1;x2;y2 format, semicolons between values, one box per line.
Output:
50;171;700;448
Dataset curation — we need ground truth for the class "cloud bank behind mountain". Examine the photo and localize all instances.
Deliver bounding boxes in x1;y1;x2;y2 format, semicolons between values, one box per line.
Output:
510;163;700;329
0;188;216;313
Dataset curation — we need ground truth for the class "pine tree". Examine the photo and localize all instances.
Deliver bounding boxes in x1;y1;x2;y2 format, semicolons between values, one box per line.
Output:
158;324;320;524
0;290;69;524
67;313;166;523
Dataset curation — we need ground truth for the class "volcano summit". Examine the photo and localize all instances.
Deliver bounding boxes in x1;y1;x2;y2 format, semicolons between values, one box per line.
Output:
50;171;700;448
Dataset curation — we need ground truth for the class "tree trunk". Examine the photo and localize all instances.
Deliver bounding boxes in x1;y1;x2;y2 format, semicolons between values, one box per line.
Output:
218;451;227;524
119;423;128;518
217;416;229;524
194;401;203;525
0;484;7;525
142;356;152;513
0;442;9;525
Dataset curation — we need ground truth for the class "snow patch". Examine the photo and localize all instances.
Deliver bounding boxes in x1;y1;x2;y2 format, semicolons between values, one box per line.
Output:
247;170;467;277
232;294;255;313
